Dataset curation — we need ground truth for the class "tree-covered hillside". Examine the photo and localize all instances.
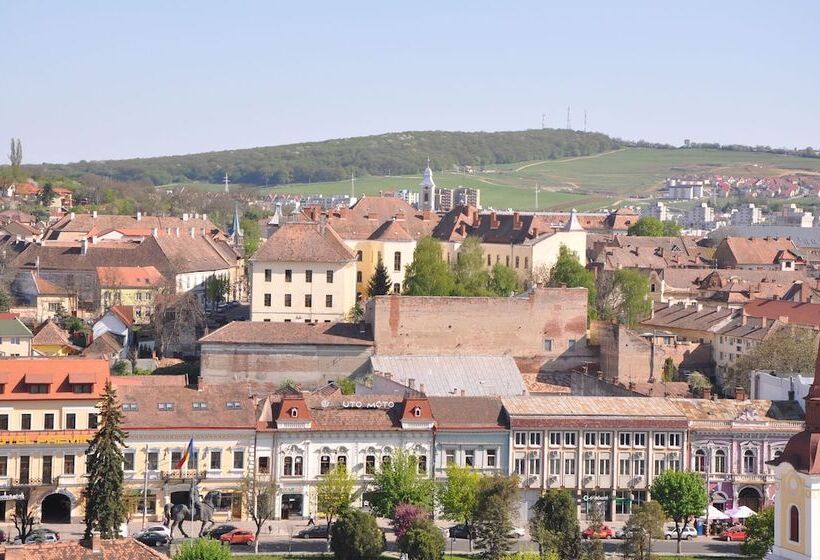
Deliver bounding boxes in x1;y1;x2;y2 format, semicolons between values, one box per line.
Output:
26;129;621;187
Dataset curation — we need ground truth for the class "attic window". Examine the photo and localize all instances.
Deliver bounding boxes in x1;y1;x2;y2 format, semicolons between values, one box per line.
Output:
158;402;174;411
72;384;93;394
226;401;241;410
193;402;208;410
28;384;49;394
122;403;138;412
289;407;299;418
413;406;422;417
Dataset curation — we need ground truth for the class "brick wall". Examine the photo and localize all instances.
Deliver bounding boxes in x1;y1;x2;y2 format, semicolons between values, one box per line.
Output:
365;288;589;369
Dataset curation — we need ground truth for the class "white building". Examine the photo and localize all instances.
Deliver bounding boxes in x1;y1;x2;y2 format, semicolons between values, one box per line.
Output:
686;203;715;230
644;201;670;222
667;179;705;200
418;164;437;212
769;204;815;228
731;203;764;226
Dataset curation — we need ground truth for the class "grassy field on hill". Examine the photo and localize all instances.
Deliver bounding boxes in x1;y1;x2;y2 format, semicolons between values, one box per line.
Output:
264;148;820;211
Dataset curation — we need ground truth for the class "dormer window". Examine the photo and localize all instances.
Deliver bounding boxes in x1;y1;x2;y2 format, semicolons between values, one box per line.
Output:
192;402;208;410
226;401;241;410
73;384;93;394
28;383;49;394
413;406;422;417
289;407;299;418
158;403;174;411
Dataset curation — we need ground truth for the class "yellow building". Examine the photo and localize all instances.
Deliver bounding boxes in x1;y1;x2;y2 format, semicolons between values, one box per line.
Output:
0;358;109;524
31;320;80;357
114;377;258;522
250;222;357;322
96;266;166;324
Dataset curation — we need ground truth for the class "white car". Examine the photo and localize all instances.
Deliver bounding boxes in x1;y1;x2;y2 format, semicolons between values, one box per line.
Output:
664;526;697;540
138;525;171;539
25;533;59;544
511;527;526;538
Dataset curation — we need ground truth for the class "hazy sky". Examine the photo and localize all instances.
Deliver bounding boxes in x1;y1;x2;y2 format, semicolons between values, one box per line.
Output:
2;1;818;163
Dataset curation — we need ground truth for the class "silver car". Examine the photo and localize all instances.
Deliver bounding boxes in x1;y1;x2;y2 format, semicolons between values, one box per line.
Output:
664;525;697;540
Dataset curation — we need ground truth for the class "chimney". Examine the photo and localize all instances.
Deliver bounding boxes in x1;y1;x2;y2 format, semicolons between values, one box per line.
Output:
419;383;425;394
490;211;499;229
182;213;189;221
92;210;98;218
407;378;415;390
81;238;88;255
189;227;196;238
202;213;208;221
151;227;158;237
734;385;747;401
70;212;76;220
460;389;466;396
701;387;712;400
175;227;180;237
513;211;521;229
741;313;747;326
136;211;142;221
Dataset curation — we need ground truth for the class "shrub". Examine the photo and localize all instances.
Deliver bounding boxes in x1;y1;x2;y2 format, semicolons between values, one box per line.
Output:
172;538;231;560
330;509;385;560
400;518;445;560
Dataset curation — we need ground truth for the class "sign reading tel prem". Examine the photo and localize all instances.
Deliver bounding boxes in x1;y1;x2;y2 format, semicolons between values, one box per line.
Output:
0;431;94;445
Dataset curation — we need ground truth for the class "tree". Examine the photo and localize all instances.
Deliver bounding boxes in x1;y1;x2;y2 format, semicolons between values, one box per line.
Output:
729;326;818;393
239;475;277;553
438;464;481;548
687;371;712;392
403;237;454;296
549;245;597;320
370;449;434;518
490;264;519;296
172;538;231;560
662;357;678;382
474;474;519;560
0;288;10;312
84;382;127;539
742;507;774;560
205;274;229;310
37;182;57;207
8;138;22;180
392;503;427;542
317;465;355;531
11;487;40;543
651;470;708;554
603;269;651;327
151;290;206;358
530;489;581;560
330;509;385;560
240;216;262;257
452;236;491;296
400;518;446;560
622;501;665;560
627;217;681;237
367;258;392;297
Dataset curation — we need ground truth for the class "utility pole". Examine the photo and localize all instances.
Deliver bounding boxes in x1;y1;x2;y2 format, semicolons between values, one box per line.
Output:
584;109;588;132
541;113;546;129
566;106;571;130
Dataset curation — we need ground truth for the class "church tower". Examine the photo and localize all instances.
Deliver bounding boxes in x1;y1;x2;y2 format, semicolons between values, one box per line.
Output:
228;203;244;248
767;336;820;560
419;159;437;212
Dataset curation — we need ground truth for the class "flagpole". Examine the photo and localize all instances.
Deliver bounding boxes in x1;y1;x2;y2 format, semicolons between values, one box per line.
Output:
190;439;195;528
142;444;148;529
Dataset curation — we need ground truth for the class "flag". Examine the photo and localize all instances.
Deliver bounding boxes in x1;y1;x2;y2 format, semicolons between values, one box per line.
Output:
175;438;194;469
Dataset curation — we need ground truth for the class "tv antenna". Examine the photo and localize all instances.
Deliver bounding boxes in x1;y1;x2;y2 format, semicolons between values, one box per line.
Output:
584;109;588;132
566;106;571;130
541;113;546;129
223;173;230;193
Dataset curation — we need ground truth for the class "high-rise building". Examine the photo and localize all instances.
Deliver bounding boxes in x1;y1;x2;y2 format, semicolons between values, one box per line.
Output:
730;203;763;225
644;201;669;222
454;187;481;209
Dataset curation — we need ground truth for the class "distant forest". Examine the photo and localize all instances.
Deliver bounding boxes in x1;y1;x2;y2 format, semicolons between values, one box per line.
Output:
26;129;622;187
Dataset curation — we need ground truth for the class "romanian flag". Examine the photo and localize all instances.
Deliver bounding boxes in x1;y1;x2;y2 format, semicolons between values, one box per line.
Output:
175;438;194;469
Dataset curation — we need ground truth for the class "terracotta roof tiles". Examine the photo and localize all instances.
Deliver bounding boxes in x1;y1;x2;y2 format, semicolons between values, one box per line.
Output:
252;222;355;263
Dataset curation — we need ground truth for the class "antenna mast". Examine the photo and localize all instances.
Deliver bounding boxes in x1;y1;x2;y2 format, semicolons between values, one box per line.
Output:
541;113;546;129
351;170;355;198
223;173;230;193
566;106;571;130
584;109;588;132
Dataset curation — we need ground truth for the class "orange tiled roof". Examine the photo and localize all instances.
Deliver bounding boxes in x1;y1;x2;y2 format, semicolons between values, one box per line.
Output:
96;265;165;288
0;358;109;401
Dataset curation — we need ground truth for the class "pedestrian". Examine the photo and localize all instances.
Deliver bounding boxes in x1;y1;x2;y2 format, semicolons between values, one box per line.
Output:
307;513;315;526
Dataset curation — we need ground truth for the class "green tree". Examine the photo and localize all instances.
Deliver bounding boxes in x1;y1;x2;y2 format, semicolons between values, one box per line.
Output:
8;138;22;180
628;216;681;237
37;182;57;207
742;507;774;560
438;465;481;548
172;538;231;560
651;470;708;554
370;449;434;517
205;274;229;309
530;489;580;560
400;518;446;560
662;357;678;382
83;382;127;539
729;326;818;393
330;509;385;560
452;236;491;295
611;269;652;326
317;465;355;530
403;237;454;296
687;371;712;392
474;474;519;560
240;216;262;257
622;501;665;560
490;264;519;296
367;258;392;297
549;245;597;320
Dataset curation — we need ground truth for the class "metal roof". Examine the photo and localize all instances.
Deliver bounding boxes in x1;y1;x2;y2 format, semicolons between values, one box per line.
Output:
709;226;820;248
370;355;527;397
502;396;686;418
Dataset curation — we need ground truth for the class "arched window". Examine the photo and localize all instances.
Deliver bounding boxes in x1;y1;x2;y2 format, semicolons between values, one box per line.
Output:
790;505;800;542
694;450;706;472
320;455;331;475
294;456;303;476
289;407;298;418
714;450;726;473
743;450;755;474
413;406;421;417
283;456;293;476
337;455;347;471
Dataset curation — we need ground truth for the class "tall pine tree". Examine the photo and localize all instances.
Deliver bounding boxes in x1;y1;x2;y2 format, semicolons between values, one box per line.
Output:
367;258;392;297
83;382;127;539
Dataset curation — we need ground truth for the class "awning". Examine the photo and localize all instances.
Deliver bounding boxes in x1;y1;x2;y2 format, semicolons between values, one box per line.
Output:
68;372;97;384
24;372;52;384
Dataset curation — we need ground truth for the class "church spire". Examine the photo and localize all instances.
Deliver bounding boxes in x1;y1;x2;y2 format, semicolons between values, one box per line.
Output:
229;203;243;244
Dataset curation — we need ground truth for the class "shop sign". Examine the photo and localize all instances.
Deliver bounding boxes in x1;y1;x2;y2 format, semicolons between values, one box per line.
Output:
582;494;610;502
339;400;395;409
0;431;94;445
0;493;25;501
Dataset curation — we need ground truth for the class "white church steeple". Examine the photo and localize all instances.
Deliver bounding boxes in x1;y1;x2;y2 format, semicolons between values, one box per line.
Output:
419;158;437;211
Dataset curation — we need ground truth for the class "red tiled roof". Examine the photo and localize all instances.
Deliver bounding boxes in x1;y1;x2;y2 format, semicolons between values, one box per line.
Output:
0;358;109;401
717;237;801;265
96;266;166;288
32;273;72;296
743;299;820;328
31;320;74;347
253;222;356;263
2;537;167;560
109;305;135;327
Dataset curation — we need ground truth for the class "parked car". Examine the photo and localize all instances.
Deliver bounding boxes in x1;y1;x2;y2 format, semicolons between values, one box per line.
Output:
511;527;526;538
220;529;256;546
135;532;170;547
138;525;171;540
296;524;333;539
664;525;698;540
582;525;613;539
722;527;748;542
614;527;644;539
25;532;59;545
448;524;477;540
206;524;238;539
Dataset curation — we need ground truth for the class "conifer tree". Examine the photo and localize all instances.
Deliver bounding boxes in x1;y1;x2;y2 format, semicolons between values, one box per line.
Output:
83;382;127;539
367;258;392;297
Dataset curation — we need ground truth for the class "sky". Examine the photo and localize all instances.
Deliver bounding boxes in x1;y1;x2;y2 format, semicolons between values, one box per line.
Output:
2;1;819;164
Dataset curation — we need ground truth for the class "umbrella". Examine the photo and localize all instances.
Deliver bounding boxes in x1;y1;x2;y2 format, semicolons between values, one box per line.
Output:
701;505;729;520
726;506;756;519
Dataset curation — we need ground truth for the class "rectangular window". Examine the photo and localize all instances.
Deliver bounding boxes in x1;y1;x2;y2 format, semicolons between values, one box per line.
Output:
445;449;456;466
487;255;491;266
305;294;312;308
264;293;271;307
599;457;611;475
584;432;597;447
158;403;174;411
0;456;7;477
417;455;426;474
515;256;520;269
365;455;376;475
633;457;646;476
544;339;553;352
619;432;632;447
88;413;98;429
619;456;631;476
514;456;526;475
122;403;138;412
599;432;612;447
584;457;596;475
210;450;222;470
259;456;271;474
668;455;681;471
654;433;666;448
654;457;666;476
285;269;292;282
28;384;49;394
44;413;54;430
192;401;208;410
394;252;402;272
42;455;52;484
123;451;135;472
147;452;159;471
529;455;541;476
464;449;475;467
73;384;92;394
486;449;497;468
524;256;529;269
514;432;527;447
325;294;333;308
21;414;31;430
668;433;681;447
634;433;646;447
356;271;362;283
549;432;561;446
505;256;510;267
170;451;182;470
564;432;576;447
326;270;334;283
564;457;576;475
264;269;272;282
19;456;30;484
549;457;561;475
233;450;244;470
0;414;7;430
63;454;75;475
529;432;542;447
66;413;76;430
305;270;312;283
284;294;292;307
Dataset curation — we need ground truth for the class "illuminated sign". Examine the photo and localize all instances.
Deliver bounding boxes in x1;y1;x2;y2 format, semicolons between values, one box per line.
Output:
0;493;25;501
340;400;395;409
0;431;94;445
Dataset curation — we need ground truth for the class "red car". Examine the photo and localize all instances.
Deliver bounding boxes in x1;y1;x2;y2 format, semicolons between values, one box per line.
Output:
722;527;748;542
220;529;256;546
582;525;613;539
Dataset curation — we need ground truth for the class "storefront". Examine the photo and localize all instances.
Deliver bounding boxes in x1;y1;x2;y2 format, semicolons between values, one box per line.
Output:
580;492;611;521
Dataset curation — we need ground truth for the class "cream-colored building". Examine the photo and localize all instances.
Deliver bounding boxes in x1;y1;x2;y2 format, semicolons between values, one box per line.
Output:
0;316;33;357
0;358;109;524
250;222;357;322
97;266;166;323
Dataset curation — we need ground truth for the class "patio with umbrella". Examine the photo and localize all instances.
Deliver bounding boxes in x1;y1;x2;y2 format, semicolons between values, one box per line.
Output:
701;505;730;520
726;505;757;519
